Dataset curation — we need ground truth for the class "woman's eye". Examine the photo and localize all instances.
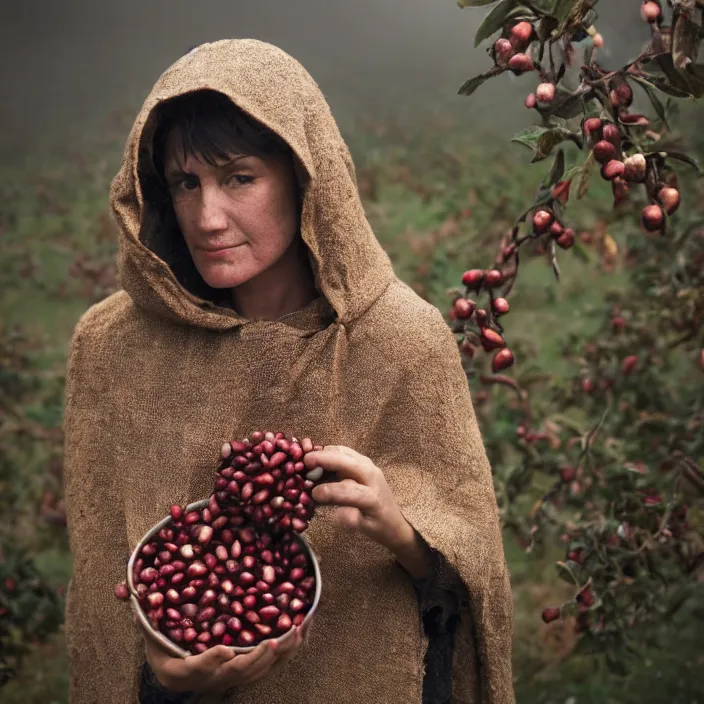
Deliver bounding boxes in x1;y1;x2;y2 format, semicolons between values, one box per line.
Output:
171;175;199;192
226;174;254;186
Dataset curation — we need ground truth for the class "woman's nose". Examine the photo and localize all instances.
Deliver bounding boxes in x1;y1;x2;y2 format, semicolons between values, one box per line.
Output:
197;187;229;232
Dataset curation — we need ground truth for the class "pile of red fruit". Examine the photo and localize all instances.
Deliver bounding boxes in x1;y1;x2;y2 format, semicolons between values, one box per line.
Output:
115;431;327;653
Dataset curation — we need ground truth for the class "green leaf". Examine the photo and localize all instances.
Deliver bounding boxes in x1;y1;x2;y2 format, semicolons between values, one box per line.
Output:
531;127;581;162
458;0;500;7
640;73;694;98
577;150;595;199
541;89;585;119
474;0;520;47
663;151;703;173
552;0;572;22
548;148;565;185
555;560;580;585
457;74;489;97
511;126;548;150
631;75;670;129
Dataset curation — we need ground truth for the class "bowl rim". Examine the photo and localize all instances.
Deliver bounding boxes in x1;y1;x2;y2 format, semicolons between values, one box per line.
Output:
127;498;322;658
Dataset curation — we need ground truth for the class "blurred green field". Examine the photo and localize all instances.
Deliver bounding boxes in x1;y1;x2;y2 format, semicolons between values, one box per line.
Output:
1;108;702;703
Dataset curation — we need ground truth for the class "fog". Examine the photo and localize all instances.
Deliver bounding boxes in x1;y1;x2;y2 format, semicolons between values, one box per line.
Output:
1;0;650;153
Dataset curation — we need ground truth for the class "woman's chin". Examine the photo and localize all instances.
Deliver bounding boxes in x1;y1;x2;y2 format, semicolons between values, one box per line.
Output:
197;265;254;290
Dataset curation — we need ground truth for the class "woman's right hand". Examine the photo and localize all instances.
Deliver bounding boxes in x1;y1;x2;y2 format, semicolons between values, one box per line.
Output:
132;602;311;694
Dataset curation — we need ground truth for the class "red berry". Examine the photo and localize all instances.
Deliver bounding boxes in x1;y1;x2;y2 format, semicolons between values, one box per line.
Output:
484;269;504;289
525;93;536;109
532;209;553;233
641;204;664;232
509;21;533;48
641;1;661;23
453;298;475;320
621;355;638;375
581;378;594;393
541;607;561;624
611;316;626;332
492;348;515;372
494;38;513;61
602;123;620;146
583;117;602;140
576;586;595;608
555;228;575;250
492;297;510;316
559;466;576;482
593;140;616;164
601;160;625;181
461;269;484;289
508;53;534;73
480;328;506;352
536;83;556;103
657;187;680;216
474;308;489;327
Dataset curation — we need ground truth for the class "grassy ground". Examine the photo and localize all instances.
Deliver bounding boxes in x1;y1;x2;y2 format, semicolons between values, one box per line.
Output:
1;111;702;703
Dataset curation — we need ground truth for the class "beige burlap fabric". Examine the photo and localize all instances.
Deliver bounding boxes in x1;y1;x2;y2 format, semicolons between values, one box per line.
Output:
62;39;514;704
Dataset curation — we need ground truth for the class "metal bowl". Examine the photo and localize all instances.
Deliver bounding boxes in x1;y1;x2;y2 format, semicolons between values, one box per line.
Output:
127;498;322;658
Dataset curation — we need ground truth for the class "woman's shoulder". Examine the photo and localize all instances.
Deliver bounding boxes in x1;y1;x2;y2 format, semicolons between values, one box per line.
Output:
69;290;143;350
355;278;458;367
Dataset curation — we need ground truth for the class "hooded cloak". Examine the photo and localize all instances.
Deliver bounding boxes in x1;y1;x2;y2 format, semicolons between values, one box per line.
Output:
62;38;514;704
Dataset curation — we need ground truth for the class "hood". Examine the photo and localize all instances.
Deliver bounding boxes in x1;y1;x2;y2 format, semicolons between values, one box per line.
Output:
109;39;396;331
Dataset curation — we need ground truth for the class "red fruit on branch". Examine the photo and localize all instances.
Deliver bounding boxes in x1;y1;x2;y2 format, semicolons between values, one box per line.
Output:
508;53;534;74
577;586;595;608
509;21;534;48
568;548;585;565
640;1;661;22
525;93;537;109
494;38;513;63
559;466;576;482
484;269;504;288
602;123;621;146
533;209;553;233
641;204;664;232
583;117;603;140
541;607;561;624
623;154;646;182
601;160;626;181
657;187;680;216
556;228;575;250
492;348;515;372
492;297;510;316
551;180;571;204
610;80;633;108
453;298;474;320
611;316;626;332
474;308;489;327
620;113;649;126
593;140;616;164
549;220;563;237
536;83;556;103
581;378;595;393
462;269;484;289
621;355;638;375
481;328;506;351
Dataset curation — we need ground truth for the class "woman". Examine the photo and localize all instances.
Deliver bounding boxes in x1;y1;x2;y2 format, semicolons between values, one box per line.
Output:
62;39;514;704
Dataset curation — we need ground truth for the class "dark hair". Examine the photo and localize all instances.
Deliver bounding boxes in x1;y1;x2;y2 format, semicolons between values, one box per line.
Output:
138;90;300;305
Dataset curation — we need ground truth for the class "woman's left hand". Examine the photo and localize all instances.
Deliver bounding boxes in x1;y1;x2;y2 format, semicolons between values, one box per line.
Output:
302;446;410;551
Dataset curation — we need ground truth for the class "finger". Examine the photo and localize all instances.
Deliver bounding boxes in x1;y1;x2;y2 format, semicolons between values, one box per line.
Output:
312;478;378;512
303;449;375;485
242;630;302;684
218;637;277;678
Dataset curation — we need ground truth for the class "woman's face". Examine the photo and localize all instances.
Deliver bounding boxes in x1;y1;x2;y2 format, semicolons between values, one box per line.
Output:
162;129;300;290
